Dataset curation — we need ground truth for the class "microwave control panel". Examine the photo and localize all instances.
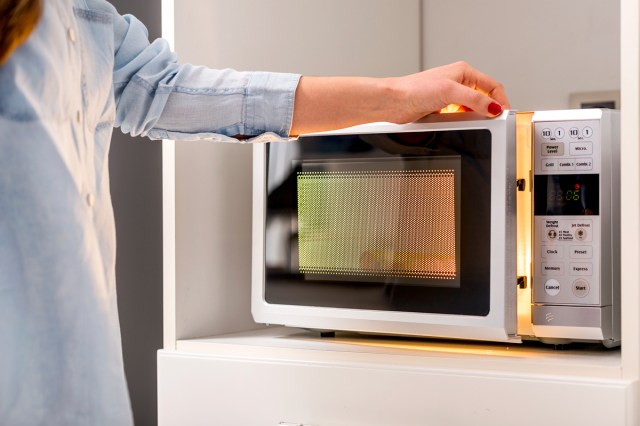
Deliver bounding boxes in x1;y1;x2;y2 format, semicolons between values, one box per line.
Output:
532;117;603;306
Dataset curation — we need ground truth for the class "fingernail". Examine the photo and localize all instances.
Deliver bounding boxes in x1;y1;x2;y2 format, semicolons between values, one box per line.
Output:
488;102;503;116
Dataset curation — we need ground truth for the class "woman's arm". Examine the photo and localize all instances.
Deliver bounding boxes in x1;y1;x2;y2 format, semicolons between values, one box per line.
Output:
290;61;510;136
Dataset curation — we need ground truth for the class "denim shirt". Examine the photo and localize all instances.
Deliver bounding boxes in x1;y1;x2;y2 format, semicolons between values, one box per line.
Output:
0;0;300;424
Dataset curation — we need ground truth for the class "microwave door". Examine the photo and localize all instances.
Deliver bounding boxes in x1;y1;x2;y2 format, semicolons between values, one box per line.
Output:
253;114;518;343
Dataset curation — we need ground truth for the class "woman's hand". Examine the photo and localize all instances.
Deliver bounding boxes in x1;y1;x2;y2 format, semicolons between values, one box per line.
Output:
290;61;510;136
388;61;510;122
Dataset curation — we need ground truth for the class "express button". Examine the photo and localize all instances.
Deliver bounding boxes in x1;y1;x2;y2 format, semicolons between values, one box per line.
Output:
570;263;593;276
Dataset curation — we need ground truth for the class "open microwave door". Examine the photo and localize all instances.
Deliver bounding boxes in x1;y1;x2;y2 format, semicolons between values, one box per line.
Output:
252;112;519;343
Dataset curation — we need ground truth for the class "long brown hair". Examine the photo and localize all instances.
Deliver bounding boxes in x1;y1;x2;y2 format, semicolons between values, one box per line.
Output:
0;0;42;64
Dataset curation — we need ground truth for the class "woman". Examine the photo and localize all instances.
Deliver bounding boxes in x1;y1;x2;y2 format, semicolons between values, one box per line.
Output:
0;0;509;424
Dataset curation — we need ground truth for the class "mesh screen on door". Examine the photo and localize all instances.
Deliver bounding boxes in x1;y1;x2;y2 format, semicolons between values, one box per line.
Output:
297;169;457;280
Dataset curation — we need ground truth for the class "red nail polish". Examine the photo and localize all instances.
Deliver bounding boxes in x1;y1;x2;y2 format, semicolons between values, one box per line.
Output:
488;102;503;116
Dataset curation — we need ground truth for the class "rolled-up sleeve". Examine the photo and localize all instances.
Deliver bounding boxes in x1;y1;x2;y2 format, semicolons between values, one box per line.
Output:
111;13;300;142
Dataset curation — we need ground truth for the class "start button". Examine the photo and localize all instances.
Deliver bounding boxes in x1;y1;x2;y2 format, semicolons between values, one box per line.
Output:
572;278;590;298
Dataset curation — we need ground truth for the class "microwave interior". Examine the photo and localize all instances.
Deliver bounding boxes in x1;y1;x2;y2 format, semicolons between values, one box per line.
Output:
264;129;494;316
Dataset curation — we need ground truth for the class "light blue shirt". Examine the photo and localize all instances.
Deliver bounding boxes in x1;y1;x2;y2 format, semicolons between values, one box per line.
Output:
0;0;300;424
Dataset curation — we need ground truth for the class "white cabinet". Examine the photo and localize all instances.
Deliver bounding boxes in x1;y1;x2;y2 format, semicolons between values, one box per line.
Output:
159;1;640;424
159;329;633;426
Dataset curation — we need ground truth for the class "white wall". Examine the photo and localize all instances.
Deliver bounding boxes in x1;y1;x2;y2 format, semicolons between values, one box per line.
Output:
172;0;422;340
174;0;421;76
422;0;620;111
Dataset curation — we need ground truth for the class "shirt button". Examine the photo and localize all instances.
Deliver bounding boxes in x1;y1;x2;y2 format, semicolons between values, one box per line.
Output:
86;193;95;207
76;110;81;123
68;28;76;42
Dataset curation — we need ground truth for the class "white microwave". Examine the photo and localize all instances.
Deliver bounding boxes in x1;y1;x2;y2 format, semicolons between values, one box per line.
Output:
251;109;620;347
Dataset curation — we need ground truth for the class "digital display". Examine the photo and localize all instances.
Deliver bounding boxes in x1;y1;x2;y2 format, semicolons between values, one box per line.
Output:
534;174;599;216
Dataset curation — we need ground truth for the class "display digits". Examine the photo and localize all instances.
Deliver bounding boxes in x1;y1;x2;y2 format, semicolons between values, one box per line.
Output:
548;190;581;202
566;189;580;201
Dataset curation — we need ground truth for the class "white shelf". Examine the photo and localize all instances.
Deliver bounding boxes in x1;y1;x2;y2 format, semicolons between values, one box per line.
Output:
176;327;622;381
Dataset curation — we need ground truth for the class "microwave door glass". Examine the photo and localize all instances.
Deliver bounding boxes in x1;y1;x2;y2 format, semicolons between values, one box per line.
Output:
297;158;461;287
265;129;492;316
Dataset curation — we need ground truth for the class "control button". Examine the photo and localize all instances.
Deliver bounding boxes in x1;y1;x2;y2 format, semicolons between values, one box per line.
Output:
541;246;563;258
558;159;575;171
554;128;565;139
582;126;593;138
570;263;592;276
570;142;593;156
544;278;561;296
542;262;564;275
575;159;593;171
547;229;558;240
68;28;76;42
570;246;593;259
542;143;564;156
569;127;580;138
86;193;95;207
575;228;587;241
541;128;552;139
541;159;558;171
572;278;590;298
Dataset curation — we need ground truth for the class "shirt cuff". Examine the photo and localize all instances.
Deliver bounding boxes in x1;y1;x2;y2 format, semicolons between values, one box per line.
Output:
244;72;301;137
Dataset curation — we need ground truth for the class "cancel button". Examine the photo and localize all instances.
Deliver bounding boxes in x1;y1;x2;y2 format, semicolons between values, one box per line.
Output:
544;278;561;296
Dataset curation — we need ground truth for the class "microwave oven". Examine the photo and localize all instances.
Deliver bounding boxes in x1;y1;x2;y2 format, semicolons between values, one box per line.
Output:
251;109;620;347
